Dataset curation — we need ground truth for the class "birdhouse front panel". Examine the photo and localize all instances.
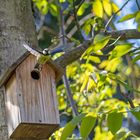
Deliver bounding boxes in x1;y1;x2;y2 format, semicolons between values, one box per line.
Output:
4;54;60;139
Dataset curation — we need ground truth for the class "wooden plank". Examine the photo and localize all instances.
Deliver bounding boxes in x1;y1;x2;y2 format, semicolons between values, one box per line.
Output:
16;55;59;124
5;74;21;137
0;52;30;87
10;123;59;139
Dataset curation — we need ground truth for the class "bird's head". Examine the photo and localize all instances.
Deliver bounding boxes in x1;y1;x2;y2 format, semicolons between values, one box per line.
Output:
43;48;50;55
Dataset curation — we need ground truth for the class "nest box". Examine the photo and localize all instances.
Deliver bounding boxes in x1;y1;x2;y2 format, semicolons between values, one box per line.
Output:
0;53;63;139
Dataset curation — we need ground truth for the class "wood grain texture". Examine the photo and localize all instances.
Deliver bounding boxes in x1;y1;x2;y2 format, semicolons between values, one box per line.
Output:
5;55;60;139
10;123;59;139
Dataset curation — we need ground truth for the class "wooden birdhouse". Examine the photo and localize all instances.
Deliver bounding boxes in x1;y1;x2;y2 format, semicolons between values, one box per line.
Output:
0;52;63;139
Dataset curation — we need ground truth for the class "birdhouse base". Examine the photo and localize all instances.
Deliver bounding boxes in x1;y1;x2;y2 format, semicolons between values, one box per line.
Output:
10;123;59;139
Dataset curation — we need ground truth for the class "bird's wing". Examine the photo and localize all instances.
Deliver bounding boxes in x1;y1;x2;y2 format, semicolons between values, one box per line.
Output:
38;55;50;64
49;42;75;55
23;44;43;57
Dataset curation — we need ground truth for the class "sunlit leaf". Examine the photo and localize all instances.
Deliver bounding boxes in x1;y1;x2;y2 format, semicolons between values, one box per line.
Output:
67;64;77;78
80;113;96;139
93;35;111;52
49;3;58;16
88;56;101;63
80;74;89;92
87;77;96;91
92;0;103;18
135;11;140;22
107;112;123;135
82;24;91;35
99;60;109;69
61;114;86;140
111;2;120;15
110;44;132;59
105;58;121;72
118;13;137;22
59;0;66;2
77;3;90;16
36;0;49;15
103;0;112;16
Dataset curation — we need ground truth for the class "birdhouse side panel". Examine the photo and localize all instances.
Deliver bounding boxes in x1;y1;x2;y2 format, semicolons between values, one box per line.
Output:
40;63;60;124
5;74;21;137
15;54;59;124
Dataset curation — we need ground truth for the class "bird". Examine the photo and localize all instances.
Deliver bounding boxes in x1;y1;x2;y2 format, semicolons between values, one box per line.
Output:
23;44;51;80
23;42;75;80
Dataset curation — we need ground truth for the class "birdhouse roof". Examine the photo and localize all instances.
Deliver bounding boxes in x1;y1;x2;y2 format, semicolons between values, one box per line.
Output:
0;52;64;87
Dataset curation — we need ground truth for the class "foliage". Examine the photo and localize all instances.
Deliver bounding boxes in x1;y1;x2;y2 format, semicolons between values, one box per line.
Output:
32;0;140;139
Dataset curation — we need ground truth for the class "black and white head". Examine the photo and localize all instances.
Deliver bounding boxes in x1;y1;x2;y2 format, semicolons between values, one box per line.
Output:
42;48;50;55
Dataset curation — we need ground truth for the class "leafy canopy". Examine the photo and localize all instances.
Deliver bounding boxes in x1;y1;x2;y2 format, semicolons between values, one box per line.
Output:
32;0;140;139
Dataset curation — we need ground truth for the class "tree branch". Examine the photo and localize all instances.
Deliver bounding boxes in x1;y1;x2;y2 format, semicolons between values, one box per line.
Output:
136;0;140;10
54;40;91;69
105;29;140;39
54;29;140;69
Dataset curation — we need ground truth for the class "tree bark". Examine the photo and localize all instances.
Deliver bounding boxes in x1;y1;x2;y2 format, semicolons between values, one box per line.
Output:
0;0;37;139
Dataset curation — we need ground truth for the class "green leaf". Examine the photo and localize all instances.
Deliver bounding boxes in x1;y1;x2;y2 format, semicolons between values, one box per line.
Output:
71;113;86;124
111;2;120;15
60;123;76;140
92;0;103;18
80;74;89;92
132;55;140;63
88;56;101;63
135;11;140;22
77;3;90;16
59;0;66;3
93;35;111;52
60;114;85;140
105;58;121;72
82;24;91;35
131;106;140;122
118;13;137;22
94;34;105;44
137;23;140;32
80;113;96;139
107;112;123;135
103;0;112;16
49;3;58;16
36;0;49;15
110;44;132;59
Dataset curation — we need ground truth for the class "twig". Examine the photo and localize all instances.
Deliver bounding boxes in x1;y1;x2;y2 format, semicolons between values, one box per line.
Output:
59;2;79;117
63;74;79;116
136;0;140;10
121;92;135;108
72;0;84;40
104;0;130;31
106;34;122;48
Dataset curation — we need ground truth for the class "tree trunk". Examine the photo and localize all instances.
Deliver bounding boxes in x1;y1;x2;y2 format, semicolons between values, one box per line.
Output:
0;0;38;139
